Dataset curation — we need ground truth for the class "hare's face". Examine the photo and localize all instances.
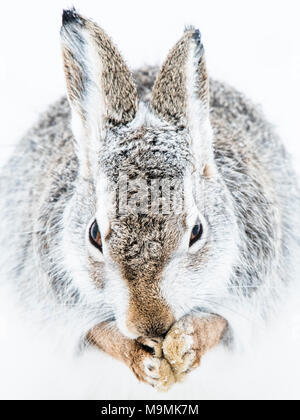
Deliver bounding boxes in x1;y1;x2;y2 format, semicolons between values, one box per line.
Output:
83;148;237;339
61;11;238;338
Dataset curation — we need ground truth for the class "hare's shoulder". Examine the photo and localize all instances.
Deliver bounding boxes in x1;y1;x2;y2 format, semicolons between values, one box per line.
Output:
133;66;158;103
20;96;75;174
209;79;268;138
0;97;76;217
209;79;283;176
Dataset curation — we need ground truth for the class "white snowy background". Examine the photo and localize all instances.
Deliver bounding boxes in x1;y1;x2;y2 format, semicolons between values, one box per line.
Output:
0;0;300;400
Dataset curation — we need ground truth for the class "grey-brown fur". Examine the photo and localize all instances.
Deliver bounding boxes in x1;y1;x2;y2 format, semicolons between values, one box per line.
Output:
61;10;138;125
152;28;209;125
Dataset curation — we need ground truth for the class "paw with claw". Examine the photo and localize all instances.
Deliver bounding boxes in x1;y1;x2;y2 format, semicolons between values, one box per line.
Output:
129;338;175;392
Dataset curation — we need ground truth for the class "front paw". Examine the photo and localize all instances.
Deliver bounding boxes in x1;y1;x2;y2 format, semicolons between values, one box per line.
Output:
163;315;227;382
129;340;175;392
162;317;200;382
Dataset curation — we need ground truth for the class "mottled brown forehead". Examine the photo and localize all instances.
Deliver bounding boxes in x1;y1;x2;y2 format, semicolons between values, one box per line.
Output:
100;125;192;183
108;213;186;279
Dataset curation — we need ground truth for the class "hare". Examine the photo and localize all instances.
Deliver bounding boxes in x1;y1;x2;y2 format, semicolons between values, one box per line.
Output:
0;8;299;392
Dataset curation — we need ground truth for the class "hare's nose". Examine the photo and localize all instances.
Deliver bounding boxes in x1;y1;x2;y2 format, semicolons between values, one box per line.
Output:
143;324;170;339
126;297;175;339
127;317;174;340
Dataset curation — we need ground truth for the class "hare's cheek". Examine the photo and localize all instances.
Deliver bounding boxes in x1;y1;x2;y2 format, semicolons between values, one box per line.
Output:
87;257;105;289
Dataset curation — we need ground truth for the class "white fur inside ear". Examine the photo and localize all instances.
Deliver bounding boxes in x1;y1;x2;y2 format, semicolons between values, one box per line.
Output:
71;113;90;178
64;27;108;176
84;30;107;142
185;40;214;167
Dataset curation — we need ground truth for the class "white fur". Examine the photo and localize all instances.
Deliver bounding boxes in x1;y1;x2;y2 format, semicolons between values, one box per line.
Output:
185;40;214;169
129;102;166;130
62;200;102;303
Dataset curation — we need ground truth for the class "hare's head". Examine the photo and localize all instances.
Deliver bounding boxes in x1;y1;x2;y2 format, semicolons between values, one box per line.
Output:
61;9;237;339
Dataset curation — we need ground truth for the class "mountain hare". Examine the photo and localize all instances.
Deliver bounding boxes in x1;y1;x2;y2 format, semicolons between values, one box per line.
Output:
0;8;299;392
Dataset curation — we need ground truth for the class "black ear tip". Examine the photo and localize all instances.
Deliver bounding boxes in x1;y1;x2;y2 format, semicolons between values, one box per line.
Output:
184;26;202;43
62;8;79;25
192;29;202;43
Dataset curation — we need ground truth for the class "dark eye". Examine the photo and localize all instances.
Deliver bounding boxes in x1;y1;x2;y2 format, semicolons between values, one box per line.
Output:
189;220;203;247
89;220;103;252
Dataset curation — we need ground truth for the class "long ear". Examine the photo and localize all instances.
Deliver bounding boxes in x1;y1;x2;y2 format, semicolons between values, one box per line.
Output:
60;9;138;170
151;29;214;171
